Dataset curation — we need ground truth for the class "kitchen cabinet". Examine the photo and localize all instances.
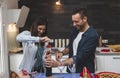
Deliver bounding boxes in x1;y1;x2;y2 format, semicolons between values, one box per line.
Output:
95;53;120;73
9;53;23;72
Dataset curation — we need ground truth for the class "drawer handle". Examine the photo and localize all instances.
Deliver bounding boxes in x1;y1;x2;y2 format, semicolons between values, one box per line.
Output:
113;57;120;59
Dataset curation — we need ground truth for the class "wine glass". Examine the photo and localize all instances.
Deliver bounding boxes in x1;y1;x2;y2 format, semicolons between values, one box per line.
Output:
67;64;76;78
57;58;66;78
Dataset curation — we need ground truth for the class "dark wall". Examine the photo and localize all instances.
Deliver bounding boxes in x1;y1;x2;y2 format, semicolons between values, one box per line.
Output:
18;0;120;44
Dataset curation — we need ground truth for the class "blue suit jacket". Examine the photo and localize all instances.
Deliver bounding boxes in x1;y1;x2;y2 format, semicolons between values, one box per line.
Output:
67;26;99;73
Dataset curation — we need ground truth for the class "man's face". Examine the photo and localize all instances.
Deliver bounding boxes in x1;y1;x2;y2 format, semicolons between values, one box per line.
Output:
72;13;87;30
37;25;46;36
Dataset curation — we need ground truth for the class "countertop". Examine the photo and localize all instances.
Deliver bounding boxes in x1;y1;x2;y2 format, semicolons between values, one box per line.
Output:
9;48;23;54
96;47;120;55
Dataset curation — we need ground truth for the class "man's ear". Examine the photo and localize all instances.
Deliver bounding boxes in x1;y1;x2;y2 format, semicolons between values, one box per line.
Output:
83;16;87;22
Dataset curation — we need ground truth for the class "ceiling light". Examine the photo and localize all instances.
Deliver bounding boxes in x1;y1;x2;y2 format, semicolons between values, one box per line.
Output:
56;0;61;5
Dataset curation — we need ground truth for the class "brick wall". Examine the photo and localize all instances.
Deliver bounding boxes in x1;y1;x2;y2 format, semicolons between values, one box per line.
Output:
18;0;120;44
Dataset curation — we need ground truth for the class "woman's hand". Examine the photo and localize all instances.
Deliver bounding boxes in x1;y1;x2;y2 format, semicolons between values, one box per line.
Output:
40;36;50;42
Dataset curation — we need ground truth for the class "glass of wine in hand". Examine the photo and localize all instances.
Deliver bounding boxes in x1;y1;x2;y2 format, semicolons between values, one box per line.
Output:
57;58;66;78
67;64;76;78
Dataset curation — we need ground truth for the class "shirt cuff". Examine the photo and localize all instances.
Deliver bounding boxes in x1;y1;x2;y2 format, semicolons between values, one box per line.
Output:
72;56;76;64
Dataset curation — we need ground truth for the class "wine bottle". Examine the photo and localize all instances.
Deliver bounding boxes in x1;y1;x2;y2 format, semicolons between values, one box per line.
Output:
45;43;52;77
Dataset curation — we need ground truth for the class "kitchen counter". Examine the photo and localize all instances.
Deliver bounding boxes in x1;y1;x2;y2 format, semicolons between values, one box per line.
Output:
96;52;120;55
96;47;120;55
9;48;23;54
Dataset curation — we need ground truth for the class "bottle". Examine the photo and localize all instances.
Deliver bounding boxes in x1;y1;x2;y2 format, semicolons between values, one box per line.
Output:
99;35;102;47
45;43;52;77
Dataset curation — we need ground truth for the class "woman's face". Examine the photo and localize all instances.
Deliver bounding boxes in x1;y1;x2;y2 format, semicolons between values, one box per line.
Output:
37;25;46;36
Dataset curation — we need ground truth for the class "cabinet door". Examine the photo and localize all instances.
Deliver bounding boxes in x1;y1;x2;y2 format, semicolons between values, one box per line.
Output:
95;55;106;72
10;54;23;72
104;55;120;73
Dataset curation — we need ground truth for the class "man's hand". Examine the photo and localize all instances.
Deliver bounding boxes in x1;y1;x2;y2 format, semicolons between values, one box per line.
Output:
56;48;69;61
45;58;60;67
55;51;63;61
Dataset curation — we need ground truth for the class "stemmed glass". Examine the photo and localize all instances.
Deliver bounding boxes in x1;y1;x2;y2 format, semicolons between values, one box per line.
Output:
57;58;65;78
67;64;76;78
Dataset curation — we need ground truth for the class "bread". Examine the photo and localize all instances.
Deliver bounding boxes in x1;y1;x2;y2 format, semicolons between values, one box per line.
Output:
107;45;120;52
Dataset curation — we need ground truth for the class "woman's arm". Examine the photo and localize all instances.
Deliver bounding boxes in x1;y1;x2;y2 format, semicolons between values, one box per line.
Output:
16;31;40;42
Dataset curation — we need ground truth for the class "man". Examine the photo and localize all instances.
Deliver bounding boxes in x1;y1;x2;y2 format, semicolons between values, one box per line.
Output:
45;7;99;73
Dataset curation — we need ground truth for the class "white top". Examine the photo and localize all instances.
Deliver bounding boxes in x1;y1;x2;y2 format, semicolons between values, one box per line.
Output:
73;32;84;56
16;30;41;73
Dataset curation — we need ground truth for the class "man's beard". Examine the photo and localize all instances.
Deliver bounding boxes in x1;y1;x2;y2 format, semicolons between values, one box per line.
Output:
77;25;84;31
78;22;86;31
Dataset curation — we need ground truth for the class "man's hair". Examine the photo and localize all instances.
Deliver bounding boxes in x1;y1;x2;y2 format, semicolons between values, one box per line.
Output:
72;7;88;19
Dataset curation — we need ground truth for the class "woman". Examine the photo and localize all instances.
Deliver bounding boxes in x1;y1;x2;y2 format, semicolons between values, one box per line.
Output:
16;16;50;75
